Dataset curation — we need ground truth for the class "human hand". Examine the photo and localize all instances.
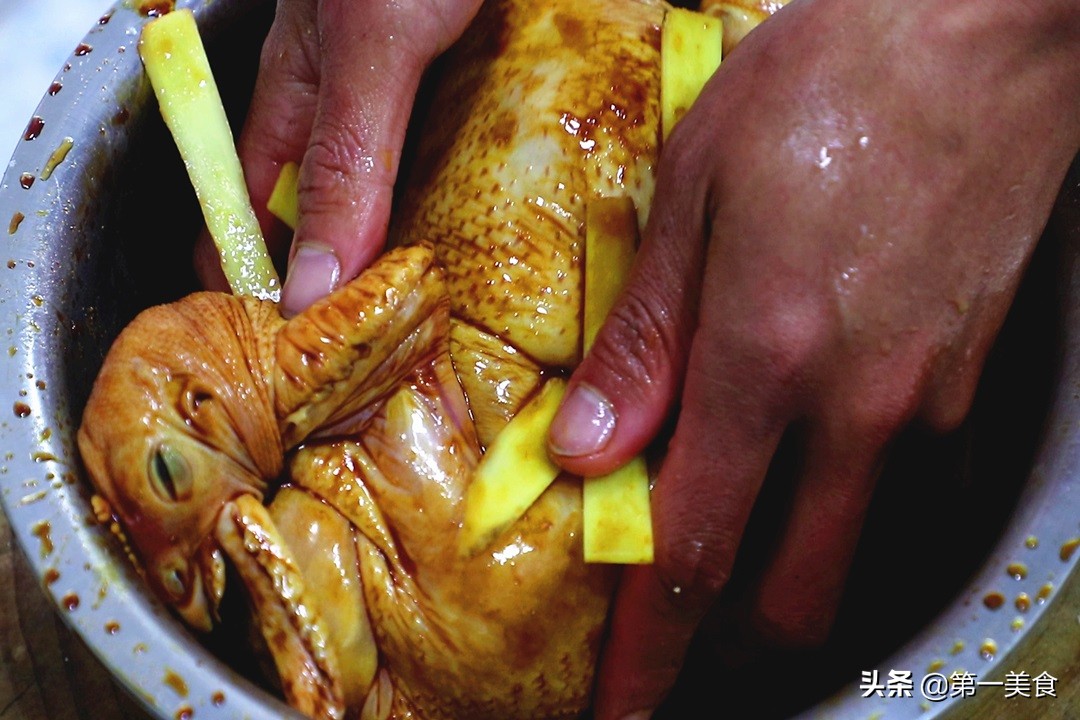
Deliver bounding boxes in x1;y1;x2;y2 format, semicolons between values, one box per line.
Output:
546;0;1080;716
195;0;482;316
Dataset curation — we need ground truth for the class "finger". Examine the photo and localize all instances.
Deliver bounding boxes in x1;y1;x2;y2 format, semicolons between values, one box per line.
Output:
194;0;319;291
547;138;709;477
745;418;883;650
593;338;788;720
281;0;482;316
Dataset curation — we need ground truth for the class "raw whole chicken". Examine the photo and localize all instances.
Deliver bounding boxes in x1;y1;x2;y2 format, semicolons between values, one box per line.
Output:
77;0;669;718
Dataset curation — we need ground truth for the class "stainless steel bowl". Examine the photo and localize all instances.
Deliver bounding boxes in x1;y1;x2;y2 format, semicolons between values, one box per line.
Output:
0;1;303;718
0;1;1077;718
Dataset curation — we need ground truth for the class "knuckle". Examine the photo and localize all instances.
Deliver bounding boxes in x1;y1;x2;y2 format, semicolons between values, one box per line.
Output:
920;395;973;434
259;5;319;87
403;0;479;58
300;128;393;207
588;288;683;398
659;126;699;173
725;297;830;397
841;370;924;445
304;125;366;181
920;367;980;434
652;529;735;620
659;93;725;171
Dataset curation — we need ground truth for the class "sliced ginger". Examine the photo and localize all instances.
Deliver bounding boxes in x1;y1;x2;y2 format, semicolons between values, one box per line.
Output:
583;456;654;564
577;9;725;563
139;9;279;301
584;196;639;351
581;196;654;564
460;378;567;557
268;160;301;230
661;7;723;140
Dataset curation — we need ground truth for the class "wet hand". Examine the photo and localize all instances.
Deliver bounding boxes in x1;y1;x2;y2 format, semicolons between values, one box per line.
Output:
195;0;482;316
548;1;1080;716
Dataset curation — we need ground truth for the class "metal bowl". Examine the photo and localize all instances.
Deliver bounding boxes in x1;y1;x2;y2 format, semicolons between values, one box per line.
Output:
0;1;1077;718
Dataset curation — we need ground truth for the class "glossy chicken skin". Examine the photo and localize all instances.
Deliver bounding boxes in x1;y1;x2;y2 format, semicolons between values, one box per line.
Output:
281;359;615;719
394;0;663;369
78;0;667;717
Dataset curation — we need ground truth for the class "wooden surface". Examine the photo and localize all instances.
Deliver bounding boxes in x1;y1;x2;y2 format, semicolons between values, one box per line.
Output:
1;506;1076;720
0;511;153;720
952;558;1080;720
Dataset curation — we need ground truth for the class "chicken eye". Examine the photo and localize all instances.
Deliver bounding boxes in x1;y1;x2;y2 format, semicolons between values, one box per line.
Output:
149;444;193;502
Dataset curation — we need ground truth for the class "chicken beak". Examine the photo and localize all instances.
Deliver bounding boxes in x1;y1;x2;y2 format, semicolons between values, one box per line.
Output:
151;539;222;634
171;561;213;633
214;494;346;720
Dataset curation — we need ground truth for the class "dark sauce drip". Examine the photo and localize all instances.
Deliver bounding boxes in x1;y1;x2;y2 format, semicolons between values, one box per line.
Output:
74;43;93;56
139;0;175;17
164;669;189;697
32;521;53;557
48;81;62;96
1061;538;1079;562
24;116;44;141
1005;562;1027;580
19;174;34;189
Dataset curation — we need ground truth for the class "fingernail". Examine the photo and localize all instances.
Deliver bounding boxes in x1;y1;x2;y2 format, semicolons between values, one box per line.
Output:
282;243;340;317
549;384;616;458
619;712;653;720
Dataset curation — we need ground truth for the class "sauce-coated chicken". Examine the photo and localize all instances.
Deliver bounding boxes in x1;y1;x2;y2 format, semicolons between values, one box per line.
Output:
77;0;667;717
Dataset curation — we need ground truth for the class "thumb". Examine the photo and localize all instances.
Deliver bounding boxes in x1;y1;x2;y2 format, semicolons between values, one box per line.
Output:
281;0;480;317
548;145;708;476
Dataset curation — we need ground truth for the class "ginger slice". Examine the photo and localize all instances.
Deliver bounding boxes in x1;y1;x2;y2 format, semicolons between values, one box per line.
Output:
583;456;654;564
582;196;654;564
139;9;279;300
584;196;639;351
661;7;723;140
460;378;567;557
267;160;300;230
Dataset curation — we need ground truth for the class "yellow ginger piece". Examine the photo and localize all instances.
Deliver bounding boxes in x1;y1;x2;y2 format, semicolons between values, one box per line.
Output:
584;196;639;351
581;195;654;564
583;456;654;564
661;7;723;140
140;9;279;300
460;379;568;556
267;160;300;230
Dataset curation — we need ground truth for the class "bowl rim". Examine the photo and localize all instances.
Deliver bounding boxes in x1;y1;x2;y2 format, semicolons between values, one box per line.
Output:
0;1;305;718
